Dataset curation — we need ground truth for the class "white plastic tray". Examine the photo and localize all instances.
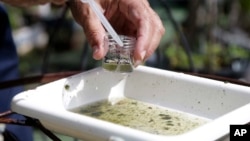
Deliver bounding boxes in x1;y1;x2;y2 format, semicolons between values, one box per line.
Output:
11;66;250;141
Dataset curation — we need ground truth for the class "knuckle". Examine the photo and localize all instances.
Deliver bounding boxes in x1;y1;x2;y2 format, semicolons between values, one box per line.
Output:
86;31;99;44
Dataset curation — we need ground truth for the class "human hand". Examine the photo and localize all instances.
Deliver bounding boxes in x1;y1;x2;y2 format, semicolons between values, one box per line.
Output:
70;0;165;66
1;0;65;7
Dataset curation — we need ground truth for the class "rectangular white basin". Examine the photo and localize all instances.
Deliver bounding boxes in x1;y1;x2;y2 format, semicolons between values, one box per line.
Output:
11;66;250;141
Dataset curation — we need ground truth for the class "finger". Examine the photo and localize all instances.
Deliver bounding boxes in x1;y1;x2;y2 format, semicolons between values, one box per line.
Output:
69;0;106;60
144;10;165;60
134;19;151;66
82;13;106;60
119;0;151;65
118;0;165;66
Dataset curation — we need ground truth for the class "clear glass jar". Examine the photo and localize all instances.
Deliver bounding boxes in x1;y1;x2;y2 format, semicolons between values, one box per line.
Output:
102;34;136;73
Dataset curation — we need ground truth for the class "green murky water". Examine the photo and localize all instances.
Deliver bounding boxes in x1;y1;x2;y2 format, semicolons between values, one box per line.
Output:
102;62;133;72
71;98;209;135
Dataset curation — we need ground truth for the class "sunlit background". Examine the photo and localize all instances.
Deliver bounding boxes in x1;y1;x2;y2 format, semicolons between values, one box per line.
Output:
4;0;250;81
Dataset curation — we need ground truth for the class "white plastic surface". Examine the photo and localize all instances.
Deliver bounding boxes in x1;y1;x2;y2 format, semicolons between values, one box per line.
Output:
11;66;250;141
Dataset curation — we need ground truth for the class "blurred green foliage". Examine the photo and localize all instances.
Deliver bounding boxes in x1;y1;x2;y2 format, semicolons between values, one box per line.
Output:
165;42;250;72
240;0;250;12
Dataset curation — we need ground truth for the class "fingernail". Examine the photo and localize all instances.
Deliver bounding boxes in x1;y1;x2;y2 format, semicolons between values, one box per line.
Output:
134;50;146;67
139;50;146;60
92;45;100;60
93;45;98;53
134;60;142;67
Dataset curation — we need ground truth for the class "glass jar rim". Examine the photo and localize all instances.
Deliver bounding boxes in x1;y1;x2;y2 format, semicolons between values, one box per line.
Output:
105;33;136;48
